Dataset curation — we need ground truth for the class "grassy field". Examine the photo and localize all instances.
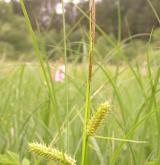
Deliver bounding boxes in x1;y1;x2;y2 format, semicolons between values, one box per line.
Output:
0;0;160;164
0;59;160;164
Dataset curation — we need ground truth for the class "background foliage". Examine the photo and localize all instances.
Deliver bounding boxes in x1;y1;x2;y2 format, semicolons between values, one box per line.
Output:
0;0;160;61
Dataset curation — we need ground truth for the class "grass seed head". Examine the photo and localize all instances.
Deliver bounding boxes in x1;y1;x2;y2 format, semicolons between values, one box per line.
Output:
87;102;111;136
28;143;76;165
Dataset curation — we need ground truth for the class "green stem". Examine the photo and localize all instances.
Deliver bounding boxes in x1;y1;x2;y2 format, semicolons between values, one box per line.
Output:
81;82;91;164
20;0;61;142
94;135;147;144
81;0;95;164
61;0;69;152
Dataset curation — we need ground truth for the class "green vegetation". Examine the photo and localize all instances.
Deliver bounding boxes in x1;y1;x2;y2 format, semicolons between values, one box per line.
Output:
0;0;160;62
0;0;160;164
0;52;160;164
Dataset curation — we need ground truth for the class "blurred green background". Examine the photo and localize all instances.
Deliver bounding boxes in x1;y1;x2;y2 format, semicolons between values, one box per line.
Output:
0;0;160;165
0;0;160;62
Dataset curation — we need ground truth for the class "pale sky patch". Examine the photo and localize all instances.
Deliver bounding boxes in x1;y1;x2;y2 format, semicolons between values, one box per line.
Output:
3;0;19;2
55;3;66;15
3;0;11;3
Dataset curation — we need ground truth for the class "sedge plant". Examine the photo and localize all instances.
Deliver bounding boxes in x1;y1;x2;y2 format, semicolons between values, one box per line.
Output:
81;0;96;164
17;0;155;164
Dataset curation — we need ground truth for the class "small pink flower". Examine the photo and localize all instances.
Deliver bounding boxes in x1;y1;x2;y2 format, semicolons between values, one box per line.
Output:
55;65;65;82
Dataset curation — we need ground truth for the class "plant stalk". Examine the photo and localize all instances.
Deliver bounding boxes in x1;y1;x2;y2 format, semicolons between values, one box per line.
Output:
81;0;96;164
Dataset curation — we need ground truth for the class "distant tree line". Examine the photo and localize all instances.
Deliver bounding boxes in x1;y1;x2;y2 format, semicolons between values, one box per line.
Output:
0;0;160;61
11;0;160;38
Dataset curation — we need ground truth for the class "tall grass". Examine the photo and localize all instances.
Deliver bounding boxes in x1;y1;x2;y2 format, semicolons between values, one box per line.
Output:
0;0;160;165
81;0;96;164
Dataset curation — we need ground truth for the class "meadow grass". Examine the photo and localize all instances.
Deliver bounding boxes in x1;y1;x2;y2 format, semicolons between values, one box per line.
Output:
0;0;160;164
0;58;160;164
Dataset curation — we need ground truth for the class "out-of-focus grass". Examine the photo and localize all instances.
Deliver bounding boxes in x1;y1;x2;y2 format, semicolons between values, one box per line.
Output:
0;58;160;164
0;0;160;164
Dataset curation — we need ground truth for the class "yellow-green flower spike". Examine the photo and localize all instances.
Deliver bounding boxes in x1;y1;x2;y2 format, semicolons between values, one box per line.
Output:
87;102;111;136
28;143;76;165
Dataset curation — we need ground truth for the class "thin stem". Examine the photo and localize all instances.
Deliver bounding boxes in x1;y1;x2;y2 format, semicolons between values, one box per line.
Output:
94;135;147;144
19;0;59;120
81;0;95;164
117;0;121;43
61;0;69;153
19;0;62;145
